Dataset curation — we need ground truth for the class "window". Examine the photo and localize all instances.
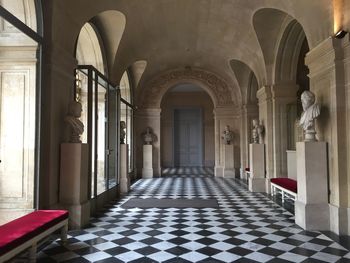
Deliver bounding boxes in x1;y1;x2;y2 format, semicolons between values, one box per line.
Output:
0;0;42;224
120;71;134;172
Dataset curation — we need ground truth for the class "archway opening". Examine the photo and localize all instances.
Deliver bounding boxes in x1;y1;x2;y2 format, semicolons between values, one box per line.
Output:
160;83;214;174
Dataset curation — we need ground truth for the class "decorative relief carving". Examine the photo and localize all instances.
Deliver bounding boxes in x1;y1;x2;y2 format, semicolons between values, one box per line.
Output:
139;68;235;108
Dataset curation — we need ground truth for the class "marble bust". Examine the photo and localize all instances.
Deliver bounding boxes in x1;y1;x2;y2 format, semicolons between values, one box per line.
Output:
299;90;320;141
252;119;264;144
120;121;126;144
64;101;84;143
142;127;156;145
222;125;234;145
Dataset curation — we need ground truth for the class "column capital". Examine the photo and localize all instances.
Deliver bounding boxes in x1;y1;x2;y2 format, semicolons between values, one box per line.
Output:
271;83;299;99
305;36;345;78
214;106;240;118
135;108;161;118
256;86;272;102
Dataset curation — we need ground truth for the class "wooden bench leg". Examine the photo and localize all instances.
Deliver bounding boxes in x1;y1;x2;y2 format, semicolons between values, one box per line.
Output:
61;223;68;244
29;243;37;263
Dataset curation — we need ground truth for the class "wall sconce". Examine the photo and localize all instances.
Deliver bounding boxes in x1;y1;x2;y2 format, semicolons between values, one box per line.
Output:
335;30;347;38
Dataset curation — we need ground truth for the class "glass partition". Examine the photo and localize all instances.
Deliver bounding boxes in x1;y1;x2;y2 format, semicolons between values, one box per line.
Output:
75;66;118;198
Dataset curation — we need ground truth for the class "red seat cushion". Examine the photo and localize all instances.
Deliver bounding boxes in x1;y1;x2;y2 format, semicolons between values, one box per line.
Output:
0;210;68;256
270;178;297;193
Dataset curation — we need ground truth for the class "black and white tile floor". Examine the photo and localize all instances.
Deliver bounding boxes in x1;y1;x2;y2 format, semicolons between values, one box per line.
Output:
29;171;350;262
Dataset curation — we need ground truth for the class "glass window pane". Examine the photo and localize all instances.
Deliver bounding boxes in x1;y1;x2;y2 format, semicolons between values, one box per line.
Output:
120;71;130;103
108;87;117;188
96;82;106;195
127;105;132;172
1;0;38;32
76;71;88;144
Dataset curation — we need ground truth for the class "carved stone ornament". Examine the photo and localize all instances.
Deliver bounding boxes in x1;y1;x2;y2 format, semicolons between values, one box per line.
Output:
141;127;157;145
222;125;234;145
252;119;265;144
139;68;238;108
64;101;84;143
120;121;126;144
299;90;321;142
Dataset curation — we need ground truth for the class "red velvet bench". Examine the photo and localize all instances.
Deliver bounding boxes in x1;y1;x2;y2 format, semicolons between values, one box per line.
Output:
270;178;297;203
0;210;69;262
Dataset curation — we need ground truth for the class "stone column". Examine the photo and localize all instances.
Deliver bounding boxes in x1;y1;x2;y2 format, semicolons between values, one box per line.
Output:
240;104;258;179
256;87;273;192
248;143;266;192
295;141;329;230
119;144;129;194
135;108;161;177
142;145;153;178
305;36;349;235
59;143;90;229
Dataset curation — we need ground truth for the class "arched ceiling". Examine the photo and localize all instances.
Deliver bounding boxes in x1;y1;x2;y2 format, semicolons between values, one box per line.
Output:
45;0;334;99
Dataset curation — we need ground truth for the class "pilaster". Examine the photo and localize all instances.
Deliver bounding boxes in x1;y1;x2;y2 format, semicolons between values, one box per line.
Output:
256;86;273;187
271;84;299;179
240;104;258;179
306;35;349;234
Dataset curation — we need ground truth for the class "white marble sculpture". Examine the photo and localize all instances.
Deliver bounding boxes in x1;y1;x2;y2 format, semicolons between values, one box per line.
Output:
64;101;84;143
252;119;265;144
222;125;234;145
141;127;156;145
299;90;321;141
120;121;126;144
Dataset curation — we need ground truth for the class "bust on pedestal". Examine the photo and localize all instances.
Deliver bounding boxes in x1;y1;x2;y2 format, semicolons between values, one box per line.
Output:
295;90;329;231
221;125;238;177
60;101;90;229
141;127;156;179
248;119;266;192
119;121;130;194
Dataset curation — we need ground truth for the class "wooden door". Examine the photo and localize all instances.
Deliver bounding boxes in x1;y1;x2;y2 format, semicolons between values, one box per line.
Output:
174;108;202;166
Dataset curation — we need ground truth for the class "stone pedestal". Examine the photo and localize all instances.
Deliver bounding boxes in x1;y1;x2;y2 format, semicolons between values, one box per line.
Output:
248;144;265;192
223;144;237;177
120;144;130;194
295;141;329;230
59;143;90;229
142;145;153;178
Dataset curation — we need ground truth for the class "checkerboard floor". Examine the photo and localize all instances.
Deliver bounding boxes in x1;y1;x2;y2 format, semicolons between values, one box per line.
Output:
25;169;350;262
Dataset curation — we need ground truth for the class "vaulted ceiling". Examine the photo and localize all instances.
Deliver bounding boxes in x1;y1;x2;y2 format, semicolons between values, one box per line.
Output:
46;0;335;97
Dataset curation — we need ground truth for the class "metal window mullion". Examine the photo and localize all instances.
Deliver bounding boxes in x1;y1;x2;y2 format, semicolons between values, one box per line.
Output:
87;69;93;199
94;72;98;197
0;6;43;43
116;89;121;185
104;82;109;191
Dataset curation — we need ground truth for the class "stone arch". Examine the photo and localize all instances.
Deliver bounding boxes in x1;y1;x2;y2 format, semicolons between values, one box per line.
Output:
76;22;107;75
252;8;309;85
274;19;309;84
230;59;258;105
137;68;238;109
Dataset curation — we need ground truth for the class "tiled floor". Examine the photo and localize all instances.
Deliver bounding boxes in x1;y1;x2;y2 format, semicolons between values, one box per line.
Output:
23;170;350;262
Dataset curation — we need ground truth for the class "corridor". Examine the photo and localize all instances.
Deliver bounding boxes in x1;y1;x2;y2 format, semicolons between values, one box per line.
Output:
35;173;350;263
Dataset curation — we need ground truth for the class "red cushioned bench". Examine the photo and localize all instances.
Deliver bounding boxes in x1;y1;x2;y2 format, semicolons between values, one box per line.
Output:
270;178;297;203
0;210;69;263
